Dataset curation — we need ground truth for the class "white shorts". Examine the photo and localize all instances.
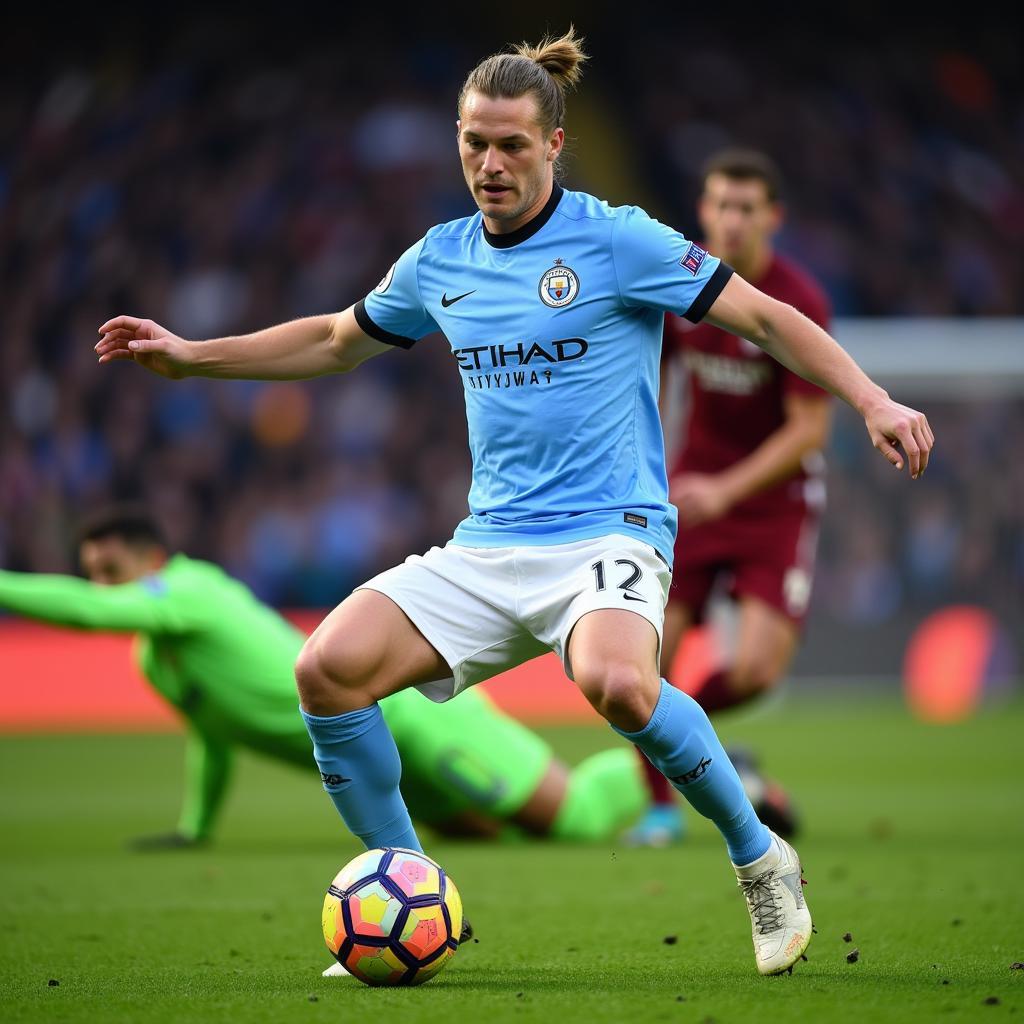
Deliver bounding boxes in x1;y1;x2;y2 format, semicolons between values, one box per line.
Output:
356;534;672;702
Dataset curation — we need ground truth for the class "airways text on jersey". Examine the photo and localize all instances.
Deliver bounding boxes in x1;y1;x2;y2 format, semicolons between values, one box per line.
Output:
453;337;589;391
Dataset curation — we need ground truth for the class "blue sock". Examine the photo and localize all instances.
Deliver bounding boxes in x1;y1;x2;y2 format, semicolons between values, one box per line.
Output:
613;679;771;865
300;703;423;853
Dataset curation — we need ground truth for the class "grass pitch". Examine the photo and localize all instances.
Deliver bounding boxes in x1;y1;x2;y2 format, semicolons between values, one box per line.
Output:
2;693;1022;1023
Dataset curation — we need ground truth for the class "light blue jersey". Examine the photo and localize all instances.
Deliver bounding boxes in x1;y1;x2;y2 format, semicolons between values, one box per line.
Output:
355;185;732;565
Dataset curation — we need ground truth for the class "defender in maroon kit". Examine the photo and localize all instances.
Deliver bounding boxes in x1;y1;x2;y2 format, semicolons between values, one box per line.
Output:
630;149;833;845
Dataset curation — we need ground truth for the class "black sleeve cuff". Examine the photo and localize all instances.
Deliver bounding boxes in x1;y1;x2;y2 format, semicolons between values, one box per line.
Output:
354;298;417;350
682;262;734;324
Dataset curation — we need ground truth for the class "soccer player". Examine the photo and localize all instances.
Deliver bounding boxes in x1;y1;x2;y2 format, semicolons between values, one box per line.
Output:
95;30;933;976
0;506;648;847
628;149;834;847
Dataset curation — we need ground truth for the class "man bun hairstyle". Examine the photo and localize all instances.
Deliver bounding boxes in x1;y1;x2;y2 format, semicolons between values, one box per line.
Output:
702;148;784;203
458;26;589;137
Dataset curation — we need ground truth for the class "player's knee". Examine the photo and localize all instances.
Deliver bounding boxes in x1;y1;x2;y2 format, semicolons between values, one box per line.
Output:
728;660;778;696
575;659;656;732
294;636;366;712
294;641;332;710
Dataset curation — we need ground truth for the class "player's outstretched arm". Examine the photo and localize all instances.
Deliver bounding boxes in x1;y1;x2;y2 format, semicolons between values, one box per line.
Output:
0;569;184;632
704;275;934;478
95;306;392;381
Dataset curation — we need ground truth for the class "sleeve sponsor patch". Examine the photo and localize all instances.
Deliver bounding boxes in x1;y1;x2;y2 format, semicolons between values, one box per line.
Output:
679;242;708;276
141;575;169;596
373;262;396;294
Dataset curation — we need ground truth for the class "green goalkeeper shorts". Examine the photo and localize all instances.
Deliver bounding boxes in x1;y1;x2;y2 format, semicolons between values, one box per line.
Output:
379;686;552;826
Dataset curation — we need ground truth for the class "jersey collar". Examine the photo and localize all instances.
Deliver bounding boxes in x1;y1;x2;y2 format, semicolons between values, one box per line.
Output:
482;183;564;249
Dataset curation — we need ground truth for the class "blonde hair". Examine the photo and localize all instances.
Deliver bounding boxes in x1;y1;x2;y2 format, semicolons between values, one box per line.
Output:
458;26;589;137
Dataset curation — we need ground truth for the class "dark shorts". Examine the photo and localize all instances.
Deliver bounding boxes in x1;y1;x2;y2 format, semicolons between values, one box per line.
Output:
670;507;821;627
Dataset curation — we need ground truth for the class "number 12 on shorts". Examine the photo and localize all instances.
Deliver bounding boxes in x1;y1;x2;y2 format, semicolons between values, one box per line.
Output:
591;559;647;602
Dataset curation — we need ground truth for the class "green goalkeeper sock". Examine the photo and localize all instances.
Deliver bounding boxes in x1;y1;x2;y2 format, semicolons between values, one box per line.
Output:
551;748;647;841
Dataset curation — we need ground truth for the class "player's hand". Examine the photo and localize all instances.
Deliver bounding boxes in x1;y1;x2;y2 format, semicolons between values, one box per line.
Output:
862;396;934;479
671;473;733;527
95;316;192;379
128;831;209;852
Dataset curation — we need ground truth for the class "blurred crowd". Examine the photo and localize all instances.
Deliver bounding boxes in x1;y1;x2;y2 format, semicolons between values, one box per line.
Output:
1;16;1020;652
625;25;1022;316
815;400;1023;632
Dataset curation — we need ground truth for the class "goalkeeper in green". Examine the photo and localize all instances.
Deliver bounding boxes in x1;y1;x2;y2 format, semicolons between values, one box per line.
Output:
0;507;646;847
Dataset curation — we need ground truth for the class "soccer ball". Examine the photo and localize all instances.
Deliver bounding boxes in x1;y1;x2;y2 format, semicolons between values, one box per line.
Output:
322;847;463;986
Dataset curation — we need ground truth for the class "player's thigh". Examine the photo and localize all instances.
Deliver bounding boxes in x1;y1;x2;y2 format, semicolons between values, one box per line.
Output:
419;762;571;839
671;522;725;620
568;608;662;730
665;527;722;674
732;595;799;692
389;689;555;829
354;542;544;704
659;599;694;677
729;511;817;691
298;589;451;710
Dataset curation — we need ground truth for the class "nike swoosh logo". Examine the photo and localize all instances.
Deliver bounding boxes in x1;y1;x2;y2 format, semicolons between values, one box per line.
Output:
441;290;476;308
622;592;647;603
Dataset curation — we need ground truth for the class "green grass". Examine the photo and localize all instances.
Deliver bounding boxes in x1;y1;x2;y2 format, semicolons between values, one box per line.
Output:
2;695;1023;1023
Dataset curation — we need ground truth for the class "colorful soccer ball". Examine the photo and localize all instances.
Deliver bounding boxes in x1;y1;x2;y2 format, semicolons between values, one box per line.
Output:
322;847;463;986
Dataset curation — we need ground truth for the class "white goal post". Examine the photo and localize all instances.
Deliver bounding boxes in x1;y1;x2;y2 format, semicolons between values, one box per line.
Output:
834;318;1023;397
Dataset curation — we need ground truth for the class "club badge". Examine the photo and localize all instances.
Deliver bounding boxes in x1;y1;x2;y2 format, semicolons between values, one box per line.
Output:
538;259;580;308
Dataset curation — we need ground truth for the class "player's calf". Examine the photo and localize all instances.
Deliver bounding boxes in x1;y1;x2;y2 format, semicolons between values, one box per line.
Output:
686;665;776;714
613;679;772;867
727;660;781;700
294;593;451;853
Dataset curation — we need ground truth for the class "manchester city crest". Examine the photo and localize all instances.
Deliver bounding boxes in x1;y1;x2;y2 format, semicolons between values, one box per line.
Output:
538;259;580;308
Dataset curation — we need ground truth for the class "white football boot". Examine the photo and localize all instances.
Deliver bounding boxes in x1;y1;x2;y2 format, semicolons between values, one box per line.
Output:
733;831;812;975
322;961;353;978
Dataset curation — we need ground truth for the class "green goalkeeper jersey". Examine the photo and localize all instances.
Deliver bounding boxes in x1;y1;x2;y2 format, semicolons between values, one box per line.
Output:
0;556;316;837
0;557;553;840
0;556;309;751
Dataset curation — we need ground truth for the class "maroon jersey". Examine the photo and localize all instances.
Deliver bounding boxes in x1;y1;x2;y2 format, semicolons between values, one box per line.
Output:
664;253;832;517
